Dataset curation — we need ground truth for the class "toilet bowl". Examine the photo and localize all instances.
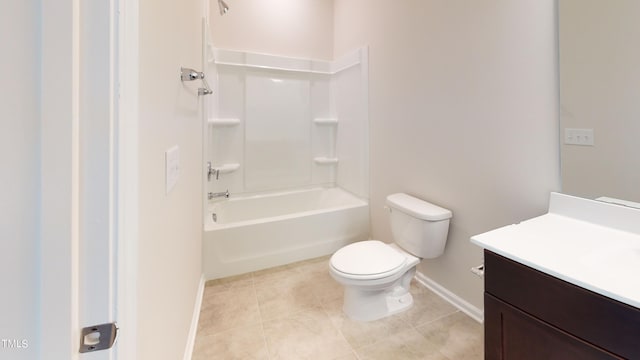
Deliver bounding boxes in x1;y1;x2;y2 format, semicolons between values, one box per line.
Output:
329;193;452;321
330;241;420;321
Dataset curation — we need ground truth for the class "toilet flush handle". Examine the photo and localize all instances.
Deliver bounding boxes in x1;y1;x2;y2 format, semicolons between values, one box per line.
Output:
383;205;392;213
470;264;485;277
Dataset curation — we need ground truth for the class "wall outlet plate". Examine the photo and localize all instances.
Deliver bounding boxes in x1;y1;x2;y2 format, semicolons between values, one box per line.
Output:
165;146;180;194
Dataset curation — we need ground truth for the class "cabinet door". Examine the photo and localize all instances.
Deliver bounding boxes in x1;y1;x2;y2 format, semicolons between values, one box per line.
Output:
485;250;640;358
485;294;622;360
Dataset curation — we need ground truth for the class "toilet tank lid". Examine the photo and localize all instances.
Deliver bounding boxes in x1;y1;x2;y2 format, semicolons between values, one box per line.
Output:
386;193;452;221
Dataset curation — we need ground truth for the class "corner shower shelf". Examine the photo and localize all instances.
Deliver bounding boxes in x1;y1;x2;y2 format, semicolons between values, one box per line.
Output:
208;118;241;127
314;157;339;165
213;163;240;174
313;118;338;125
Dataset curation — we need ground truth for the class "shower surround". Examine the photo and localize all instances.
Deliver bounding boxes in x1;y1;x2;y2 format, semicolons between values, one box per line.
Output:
203;47;369;278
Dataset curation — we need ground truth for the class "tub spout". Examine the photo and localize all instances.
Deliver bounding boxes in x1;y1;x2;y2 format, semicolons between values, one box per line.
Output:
208;190;229;200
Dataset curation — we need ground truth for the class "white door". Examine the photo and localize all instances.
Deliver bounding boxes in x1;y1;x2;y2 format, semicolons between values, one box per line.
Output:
40;0;133;359
40;0;204;358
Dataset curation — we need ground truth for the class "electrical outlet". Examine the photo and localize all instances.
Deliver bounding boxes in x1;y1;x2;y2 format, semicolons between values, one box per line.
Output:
564;128;594;146
165;146;180;194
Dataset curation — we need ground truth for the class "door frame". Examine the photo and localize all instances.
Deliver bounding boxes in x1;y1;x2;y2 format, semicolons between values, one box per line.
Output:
114;0;139;358
39;0;139;358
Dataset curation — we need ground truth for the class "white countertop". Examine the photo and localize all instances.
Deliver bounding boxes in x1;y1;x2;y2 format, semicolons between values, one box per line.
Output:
471;193;640;309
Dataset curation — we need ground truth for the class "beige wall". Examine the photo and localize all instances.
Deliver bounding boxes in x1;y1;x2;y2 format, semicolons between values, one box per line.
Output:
0;1;40;358
207;0;560;310
560;0;640;203
210;0;334;60
334;0;560;309
138;0;204;358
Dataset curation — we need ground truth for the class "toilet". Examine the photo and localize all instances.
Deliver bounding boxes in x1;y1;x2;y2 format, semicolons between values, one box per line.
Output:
329;193;452;321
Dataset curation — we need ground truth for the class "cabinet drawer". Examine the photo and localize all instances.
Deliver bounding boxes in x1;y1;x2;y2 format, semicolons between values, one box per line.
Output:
485;250;640;359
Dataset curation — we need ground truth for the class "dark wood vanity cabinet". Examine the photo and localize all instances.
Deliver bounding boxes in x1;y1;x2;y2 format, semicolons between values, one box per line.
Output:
484;250;640;360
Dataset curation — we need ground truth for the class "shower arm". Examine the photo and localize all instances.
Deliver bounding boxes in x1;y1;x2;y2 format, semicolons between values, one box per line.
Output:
218;0;229;15
199;77;213;96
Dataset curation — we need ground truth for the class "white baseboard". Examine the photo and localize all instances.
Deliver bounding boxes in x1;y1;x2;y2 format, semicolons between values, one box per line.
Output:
184;274;206;360
415;271;484;323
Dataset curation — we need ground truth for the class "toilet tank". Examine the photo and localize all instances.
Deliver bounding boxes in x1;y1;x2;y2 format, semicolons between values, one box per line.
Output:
386;193;452;259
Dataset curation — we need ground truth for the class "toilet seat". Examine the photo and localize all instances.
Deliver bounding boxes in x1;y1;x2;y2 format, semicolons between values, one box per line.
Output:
330;240;407;280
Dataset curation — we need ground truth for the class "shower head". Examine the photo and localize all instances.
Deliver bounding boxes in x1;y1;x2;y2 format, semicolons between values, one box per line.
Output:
218;0;229;15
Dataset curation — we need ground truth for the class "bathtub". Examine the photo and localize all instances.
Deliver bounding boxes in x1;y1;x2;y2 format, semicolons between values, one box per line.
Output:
203;187;369;280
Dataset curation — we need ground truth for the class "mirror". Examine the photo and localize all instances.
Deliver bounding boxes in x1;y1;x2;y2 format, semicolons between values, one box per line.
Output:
559;0;640;204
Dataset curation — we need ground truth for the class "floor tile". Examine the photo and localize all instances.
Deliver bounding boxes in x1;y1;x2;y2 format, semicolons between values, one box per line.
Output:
197;286;261;336
193;324;268;360
309;269;344;304
255;276;322;321
355;328;450;360
415;311;484;360
262;308;353;360
193;256;484;360
204;272;253;292
325;297;412;350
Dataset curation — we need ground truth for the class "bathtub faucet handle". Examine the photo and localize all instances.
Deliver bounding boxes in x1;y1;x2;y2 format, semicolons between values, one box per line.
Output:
207;162;221;181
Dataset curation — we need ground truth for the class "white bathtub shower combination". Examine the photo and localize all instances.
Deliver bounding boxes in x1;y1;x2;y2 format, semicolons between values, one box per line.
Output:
203;48;370;280
203;187;369;280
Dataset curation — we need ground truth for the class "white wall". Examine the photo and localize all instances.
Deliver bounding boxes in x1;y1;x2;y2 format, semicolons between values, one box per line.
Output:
210;0;334;60
137;0;204;358
0;1;40;358
560;0;640;203
334;0;560;309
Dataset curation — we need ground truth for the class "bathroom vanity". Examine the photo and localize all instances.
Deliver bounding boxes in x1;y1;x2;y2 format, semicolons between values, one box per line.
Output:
472;193;640;360
484;250;639;359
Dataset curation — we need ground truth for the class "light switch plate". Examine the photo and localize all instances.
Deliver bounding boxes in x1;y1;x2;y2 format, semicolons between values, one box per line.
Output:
564;128;595;146
165;146;180;194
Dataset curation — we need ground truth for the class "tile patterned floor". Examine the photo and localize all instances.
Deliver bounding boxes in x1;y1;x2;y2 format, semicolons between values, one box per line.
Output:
193;256;484;360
